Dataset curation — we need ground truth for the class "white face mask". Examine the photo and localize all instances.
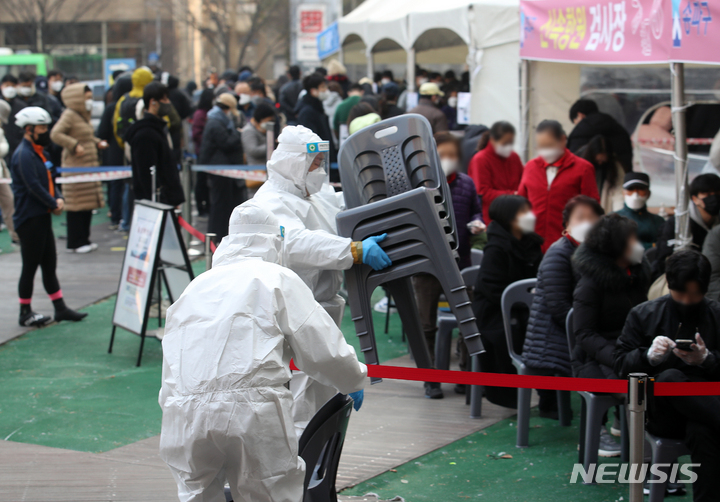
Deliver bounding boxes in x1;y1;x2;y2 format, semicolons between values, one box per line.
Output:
517;211;537;234
305;168;326;195
625;192;648;210
50;80;64;93
317;89;330;101
2;86;17;100
495;144;514;158
440;158;458;176
628;240;645;265
417;77;428;86
447;96;458;108
238;93;252;106
85;99;94;112
18;85;34;97
537;147;563;164
568;220;593;243
381;78;391;86
261;121;275;132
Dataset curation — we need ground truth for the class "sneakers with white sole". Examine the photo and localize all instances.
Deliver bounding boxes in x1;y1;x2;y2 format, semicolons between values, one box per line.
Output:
72;243;98;254
598;427;621;457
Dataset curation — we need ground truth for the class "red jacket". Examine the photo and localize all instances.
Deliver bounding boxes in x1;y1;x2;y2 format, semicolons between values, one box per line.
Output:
518;149;599;253
468;145;524;223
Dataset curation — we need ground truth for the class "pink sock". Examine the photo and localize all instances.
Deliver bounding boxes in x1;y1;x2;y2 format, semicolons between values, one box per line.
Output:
48;290;63;301
19;298;32;305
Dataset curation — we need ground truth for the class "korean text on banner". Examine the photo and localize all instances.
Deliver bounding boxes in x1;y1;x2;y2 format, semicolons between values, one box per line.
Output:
670;0;719;64
520;0;670;64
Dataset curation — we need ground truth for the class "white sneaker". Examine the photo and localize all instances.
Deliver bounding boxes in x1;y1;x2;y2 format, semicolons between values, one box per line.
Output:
373;296;389;313
73;243;98;254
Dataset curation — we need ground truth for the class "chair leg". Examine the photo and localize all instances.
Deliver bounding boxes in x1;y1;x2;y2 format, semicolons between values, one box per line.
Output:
434;322;453;371
620;404;629;463
648;442;675;502
384;293;391;334
583;399;611;479
470;355;483;418
516;386;532;447
557;390;572;426
578;397;587;464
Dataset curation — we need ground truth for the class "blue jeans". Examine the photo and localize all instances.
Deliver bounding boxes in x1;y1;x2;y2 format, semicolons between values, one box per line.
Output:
121;183;134;231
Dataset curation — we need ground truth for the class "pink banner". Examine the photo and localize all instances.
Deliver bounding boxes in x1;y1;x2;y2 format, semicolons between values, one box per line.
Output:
520;0;670;64
669;0;720;64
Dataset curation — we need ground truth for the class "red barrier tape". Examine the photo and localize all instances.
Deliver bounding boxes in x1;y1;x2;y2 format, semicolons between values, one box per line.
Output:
289;361;720;397
178;216;217;252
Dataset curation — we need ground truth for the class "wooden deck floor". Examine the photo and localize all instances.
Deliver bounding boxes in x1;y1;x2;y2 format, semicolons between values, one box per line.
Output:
0;355;527;502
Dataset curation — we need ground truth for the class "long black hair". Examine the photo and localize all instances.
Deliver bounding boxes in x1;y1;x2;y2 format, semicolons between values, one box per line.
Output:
477;121;516;151
584;213;637;260
489;195;530;232
578;135;619;190
197;88;215;112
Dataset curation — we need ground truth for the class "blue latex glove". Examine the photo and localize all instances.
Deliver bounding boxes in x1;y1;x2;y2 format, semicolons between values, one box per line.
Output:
362;233;391;270
349;390;364;411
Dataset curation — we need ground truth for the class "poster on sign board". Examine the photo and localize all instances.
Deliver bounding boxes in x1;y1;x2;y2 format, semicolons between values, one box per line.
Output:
457;92;472;125
297;4;326;62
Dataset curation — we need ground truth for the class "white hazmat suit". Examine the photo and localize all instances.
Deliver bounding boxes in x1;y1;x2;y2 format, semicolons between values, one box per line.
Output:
252;126;359;432
158;201;367;502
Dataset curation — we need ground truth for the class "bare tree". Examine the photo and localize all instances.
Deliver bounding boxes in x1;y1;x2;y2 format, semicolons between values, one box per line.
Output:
0;0;107;53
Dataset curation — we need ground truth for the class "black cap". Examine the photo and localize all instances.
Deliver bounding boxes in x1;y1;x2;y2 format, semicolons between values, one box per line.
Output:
623;172;650;189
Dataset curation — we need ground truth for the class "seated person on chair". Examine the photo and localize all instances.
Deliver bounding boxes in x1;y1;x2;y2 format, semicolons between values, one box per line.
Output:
572;213;650;456
614;250;720;502
412;131;485;400
159;202;367;502
473;195;543;409
614;172;665;250
523;195;604;418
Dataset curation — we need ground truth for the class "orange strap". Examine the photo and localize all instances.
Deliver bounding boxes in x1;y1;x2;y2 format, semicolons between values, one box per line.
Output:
32;143;54;199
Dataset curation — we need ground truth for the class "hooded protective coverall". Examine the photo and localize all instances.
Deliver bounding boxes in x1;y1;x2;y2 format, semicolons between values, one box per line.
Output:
159;202;367;502
251;125;375;432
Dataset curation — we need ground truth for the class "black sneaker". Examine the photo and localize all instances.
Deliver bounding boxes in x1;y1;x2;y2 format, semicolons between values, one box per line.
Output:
54;307;88;322
454;384;466;395
610;415;622;437
598;428;621;457
424;382;444;399
539;409;559;420
19;311;52;327
643;481;686;496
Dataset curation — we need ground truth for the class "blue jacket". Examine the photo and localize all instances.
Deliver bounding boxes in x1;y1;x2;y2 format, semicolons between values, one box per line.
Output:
448;172;482;269
522;235;577;375
10;138;60;230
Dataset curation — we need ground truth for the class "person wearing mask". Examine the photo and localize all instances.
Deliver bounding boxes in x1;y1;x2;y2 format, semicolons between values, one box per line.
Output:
572;214;650;455
323;81;344;132
473;195;544;408
468;121;524;223
165;74;191;123
378;82;404;120
333;83;363;138
380;70;395;87
159;202;366;502
113;67;155;150
10;107;87;326
614;250;720;502
577;134;625;213
296;73;337;164
50;83;107;253
242;102;276;166
213;69;238;97
234;81;254;123
279;65;303;125
98;73;132;230
0;100;18;243
567;99;633;172
407;82;449;134
199;92;246;239
518;120;600;253
5;72;55;160
191;88;215;217
44;70;64;120
523;196;605;418
347;102;381;135
413;132;485;399
655;173;720;277
326;59;350;96
248;77;274;107
124;82;185;208
440;85;461;131
251;125;391;432
397;71;430;111
615;172;665;249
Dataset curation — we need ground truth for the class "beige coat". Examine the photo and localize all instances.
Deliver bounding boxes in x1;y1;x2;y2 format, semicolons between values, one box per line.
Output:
50;83;104;212
599;161;625;214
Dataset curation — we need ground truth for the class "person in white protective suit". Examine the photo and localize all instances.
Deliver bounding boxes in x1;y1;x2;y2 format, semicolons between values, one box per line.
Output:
251;125;391;433
158;201;367;502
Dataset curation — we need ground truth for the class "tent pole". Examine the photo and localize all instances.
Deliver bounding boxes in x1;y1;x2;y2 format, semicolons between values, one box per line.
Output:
520;59;530;163
366;47;374;80
407;47;416;92
671;62;691;251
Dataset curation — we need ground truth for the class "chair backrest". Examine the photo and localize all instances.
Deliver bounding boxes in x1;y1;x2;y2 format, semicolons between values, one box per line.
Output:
565;308;577;363
460;265;480;289
471;249;484;267
501;278;537;366
298;393;354;502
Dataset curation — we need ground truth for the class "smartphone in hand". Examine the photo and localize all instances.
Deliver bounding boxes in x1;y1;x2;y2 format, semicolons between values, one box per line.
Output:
675;339;695;351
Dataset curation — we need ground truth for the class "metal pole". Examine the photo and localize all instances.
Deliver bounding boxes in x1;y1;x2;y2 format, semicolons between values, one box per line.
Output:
205;233;216;271
101;21;108;84
628;373;648;502
181;160;192;248
672;62;691;251
406;48;416;92
520;59;530;164
266;129;274;163
150;165;157;202
469;355;483;419
365;48;374;81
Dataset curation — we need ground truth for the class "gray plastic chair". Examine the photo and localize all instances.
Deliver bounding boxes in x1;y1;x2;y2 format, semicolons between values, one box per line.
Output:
645;432;691;502
566;309;629;478
337;115;484;377
471;248;484;266
435;265;481;370
499;279;572;448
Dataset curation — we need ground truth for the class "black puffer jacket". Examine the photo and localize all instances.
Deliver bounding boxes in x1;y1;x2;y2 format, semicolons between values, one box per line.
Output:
567;111;633;172
522;236;578;375
199;107;244;166
571;244;650;378
613;295;720;380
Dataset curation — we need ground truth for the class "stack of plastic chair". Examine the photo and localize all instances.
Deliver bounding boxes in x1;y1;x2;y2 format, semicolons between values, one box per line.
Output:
336;114;484;377
471;248;484;266
500;279;572;448
645;432;691;502
566;309;629;478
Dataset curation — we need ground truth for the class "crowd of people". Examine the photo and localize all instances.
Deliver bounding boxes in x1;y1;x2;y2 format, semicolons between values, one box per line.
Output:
2;58;719;502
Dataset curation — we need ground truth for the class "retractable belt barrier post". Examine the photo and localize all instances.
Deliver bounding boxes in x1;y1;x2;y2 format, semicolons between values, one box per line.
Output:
628;373;649;502
205;233;216;271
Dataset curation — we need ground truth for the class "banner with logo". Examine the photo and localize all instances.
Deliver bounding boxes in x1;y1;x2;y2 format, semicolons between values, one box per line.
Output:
669;0;719;64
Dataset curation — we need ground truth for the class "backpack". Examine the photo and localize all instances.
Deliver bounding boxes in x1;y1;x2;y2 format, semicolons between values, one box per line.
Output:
115;94;142;145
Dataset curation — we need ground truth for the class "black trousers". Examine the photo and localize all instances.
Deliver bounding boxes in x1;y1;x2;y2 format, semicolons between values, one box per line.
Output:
195;171;209;215
207;174;247;240
648;369;720;502
16;213;61;300
66;210;93;249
